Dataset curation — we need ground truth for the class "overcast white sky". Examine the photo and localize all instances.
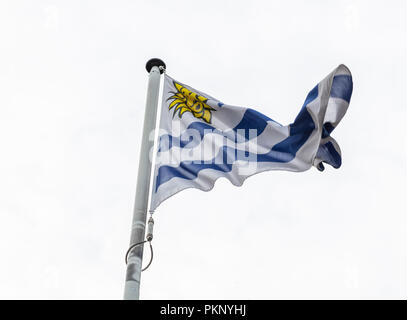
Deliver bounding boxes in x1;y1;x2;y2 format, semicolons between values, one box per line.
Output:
0;0;406;299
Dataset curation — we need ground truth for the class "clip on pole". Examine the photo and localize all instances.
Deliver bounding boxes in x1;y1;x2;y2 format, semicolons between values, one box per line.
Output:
125;215;154;271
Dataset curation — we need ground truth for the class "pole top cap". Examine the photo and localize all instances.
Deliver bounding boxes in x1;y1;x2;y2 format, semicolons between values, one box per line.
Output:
146;58;166;74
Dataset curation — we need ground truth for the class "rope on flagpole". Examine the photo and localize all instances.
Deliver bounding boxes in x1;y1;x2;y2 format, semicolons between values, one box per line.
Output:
125;214;154;271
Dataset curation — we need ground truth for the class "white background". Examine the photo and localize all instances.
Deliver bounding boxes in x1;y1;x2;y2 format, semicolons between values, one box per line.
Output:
0;0;406;299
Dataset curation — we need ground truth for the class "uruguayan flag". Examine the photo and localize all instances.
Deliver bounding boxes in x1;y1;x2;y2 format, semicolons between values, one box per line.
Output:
150;65;353;210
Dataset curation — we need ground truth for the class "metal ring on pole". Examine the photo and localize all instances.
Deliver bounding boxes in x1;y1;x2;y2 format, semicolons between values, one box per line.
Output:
125;240;154;272
141;241;153;271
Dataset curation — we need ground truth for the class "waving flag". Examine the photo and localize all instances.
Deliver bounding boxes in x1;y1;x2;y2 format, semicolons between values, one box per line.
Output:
150;64;353;210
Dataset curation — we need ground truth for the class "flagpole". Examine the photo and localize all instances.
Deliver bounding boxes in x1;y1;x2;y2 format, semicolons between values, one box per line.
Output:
124;58;165;300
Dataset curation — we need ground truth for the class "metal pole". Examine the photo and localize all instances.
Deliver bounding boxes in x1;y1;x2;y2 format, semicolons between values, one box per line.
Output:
124;58;166;300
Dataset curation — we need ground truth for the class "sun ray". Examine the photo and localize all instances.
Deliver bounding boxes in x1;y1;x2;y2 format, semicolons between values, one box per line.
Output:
167;81;216;123
169;99;184;109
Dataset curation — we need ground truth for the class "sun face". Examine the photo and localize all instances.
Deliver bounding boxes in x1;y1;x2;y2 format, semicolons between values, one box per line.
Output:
167;81;215;124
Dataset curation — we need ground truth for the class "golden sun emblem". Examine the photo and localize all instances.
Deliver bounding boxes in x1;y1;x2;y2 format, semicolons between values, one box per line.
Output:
167;81;215;124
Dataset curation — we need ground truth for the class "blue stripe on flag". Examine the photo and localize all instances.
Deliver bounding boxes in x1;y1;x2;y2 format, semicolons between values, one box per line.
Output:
158;122;214;152
233;108;271;140
272;102;316;156
330;75;353;103
155;144;297;192
158;108;278;152
303;84;319;106
316;141;342;169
